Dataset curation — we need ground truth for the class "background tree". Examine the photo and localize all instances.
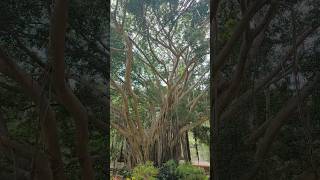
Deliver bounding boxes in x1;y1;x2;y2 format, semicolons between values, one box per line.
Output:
0;0;109;179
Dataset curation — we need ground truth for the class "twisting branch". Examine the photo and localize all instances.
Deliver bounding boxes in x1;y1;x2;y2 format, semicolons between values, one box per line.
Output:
0;49;66;180
212;0;269;77
220;24;320;123
255;73;320;164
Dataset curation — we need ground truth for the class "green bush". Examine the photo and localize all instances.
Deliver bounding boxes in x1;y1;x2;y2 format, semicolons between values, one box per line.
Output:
175;163;208;180
132;161;159;180
118;167;132;178
158;160;178;180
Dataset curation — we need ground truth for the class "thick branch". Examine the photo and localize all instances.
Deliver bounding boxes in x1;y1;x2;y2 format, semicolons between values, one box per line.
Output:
0;49;66;180
48;0;94;179
255;73;320;161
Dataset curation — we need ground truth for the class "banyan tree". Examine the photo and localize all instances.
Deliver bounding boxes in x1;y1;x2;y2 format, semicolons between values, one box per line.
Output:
110;0;209;168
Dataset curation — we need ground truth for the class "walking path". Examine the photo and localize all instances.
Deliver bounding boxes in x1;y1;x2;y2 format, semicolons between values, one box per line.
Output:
192;161;210;172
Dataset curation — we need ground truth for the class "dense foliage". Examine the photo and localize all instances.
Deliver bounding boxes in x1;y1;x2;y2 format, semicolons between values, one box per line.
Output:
132;161;159;180
116;160;208;180
175;163;208;180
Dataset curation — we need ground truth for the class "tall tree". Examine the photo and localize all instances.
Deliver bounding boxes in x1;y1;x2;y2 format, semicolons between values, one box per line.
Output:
111;0;210;167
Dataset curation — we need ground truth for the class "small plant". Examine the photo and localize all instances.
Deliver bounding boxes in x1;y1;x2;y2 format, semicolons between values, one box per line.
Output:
158;160;178;180
118;167;132;178
176;163;208;180
132;161;159;180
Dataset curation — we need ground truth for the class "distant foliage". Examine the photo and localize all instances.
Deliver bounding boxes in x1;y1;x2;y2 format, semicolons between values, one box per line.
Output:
192;126;210;145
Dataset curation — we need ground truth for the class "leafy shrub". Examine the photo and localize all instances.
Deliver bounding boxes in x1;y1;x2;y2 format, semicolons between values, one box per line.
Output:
175;163;208;180
132;161;159;180
158;160;178;180
118;167;132;178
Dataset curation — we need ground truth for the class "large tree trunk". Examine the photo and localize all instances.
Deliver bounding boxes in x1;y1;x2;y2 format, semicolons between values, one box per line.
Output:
182;131;191;162
122;115;186;168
